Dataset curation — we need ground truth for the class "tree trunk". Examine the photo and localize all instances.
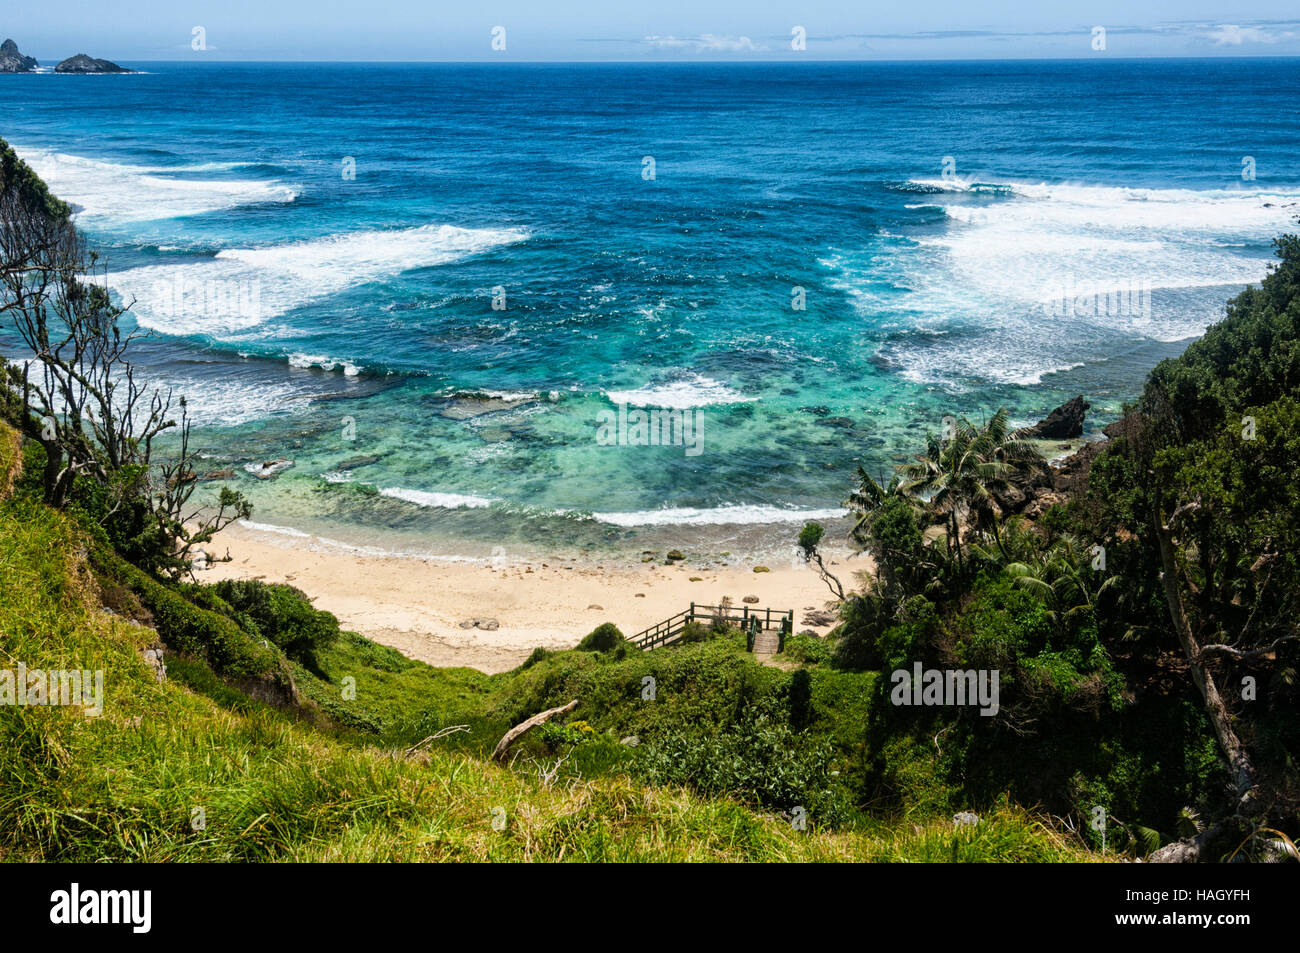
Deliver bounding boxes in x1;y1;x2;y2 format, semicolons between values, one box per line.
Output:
492;700;579;762
951;511;965;591
40;438;65;506
1152;505;1257;808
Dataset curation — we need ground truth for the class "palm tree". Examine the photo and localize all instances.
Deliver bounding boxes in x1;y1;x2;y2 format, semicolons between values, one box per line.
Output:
898;408;1044;588
846;468;909;549
1003;534;1119;635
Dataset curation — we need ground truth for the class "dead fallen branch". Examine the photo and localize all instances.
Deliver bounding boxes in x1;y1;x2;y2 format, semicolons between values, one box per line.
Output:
492;700;578;762
403;724;470;759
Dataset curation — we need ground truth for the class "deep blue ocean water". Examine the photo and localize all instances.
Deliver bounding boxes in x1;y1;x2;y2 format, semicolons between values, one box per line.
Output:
2;60;1299;560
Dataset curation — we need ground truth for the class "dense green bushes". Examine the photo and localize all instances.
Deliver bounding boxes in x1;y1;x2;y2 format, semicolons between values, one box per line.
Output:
576;622;625;652
90;545;289;689
209;579;341;672
831;236;1300;851
637;697;852;825
0;135;70;222
1141;234;1300;445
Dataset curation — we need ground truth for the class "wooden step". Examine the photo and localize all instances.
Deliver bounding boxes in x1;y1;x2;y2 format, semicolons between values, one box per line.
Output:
752;630;781;654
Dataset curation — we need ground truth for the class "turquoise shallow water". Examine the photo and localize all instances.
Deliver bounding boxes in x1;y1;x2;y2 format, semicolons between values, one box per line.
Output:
2;60;1299;560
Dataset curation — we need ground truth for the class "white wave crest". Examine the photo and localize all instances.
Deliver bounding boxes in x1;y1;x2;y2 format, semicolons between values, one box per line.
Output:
109;223;529;336
378;487;500;509
606;373;756;409
591;505;847;527
15;147;297;222
833;179;1300;388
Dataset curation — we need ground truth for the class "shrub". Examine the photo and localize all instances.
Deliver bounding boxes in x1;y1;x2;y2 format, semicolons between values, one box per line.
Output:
520;647;551;669
678;620;711;643
209;579;340;672
636;697;851;825
784;632;831;666
576;622;625;652
91;546;288;687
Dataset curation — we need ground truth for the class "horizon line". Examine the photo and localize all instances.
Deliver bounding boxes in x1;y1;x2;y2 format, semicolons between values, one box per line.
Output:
16;53;1300;65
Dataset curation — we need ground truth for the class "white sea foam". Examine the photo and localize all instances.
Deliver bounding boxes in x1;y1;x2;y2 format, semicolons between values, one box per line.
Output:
288;353;363;376
240;520;312;538
352;486;840;528
831;179;1300;388
155;377;311;427
606;373;757;409
109;223;529;336
473;389;547;401
906;179;1299;306
590;505;847;527
15;147;297;222
379;487;500;509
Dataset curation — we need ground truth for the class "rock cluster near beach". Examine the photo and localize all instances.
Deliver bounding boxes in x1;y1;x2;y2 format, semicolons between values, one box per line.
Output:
988;396;1122;520
56;53;135;74
0;39;37;72
1025;395;1090;439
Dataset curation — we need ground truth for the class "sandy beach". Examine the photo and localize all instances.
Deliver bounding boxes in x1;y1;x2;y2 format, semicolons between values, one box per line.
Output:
205;522;861;673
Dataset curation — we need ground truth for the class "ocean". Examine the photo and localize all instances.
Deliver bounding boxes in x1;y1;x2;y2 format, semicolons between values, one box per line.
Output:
2;59;1298;561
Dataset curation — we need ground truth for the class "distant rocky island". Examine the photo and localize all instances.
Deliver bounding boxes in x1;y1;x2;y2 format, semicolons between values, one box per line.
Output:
55;53;134;74
0;38;134;73
0;39;36;72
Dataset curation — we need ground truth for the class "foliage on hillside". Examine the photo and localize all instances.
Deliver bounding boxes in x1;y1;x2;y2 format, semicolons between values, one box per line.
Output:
0;136;70;223
0;451;1092;862
837;237;1300;860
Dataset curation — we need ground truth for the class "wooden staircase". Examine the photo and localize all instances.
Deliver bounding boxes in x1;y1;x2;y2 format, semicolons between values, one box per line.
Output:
750;626;782;655
630;603;794;653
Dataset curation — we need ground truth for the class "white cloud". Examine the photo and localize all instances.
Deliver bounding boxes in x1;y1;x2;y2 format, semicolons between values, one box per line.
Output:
1203;24;1293;45
645;34;766;53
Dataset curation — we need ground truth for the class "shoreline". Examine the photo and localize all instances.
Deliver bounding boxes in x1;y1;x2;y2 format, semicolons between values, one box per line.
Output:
206;521;861;673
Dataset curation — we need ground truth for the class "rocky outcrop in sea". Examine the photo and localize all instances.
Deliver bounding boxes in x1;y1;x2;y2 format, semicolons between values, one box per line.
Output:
1024;395;1090;439
0;39;37;73
55;53;134;74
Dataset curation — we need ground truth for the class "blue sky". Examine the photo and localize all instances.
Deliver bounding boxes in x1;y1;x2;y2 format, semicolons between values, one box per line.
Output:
8;1;1300;61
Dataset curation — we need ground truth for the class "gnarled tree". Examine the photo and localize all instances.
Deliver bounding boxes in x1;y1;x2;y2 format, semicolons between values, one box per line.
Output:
0;137;249;579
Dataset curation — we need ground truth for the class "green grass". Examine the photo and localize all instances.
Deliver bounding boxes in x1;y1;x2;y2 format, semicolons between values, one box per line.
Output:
0;422;1099;862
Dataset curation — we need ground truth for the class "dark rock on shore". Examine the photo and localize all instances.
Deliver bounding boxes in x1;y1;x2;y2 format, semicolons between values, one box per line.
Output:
1026;395;1090;439
251;459;294;480
1052;440;1107;496
802;609;837;626
0;39;37;72
55;53;134;74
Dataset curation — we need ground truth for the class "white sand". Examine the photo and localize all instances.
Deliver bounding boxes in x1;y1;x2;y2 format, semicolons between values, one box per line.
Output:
205;522;862;673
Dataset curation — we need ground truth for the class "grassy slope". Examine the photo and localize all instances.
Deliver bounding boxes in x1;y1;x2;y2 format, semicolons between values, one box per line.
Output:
0;423;1093;861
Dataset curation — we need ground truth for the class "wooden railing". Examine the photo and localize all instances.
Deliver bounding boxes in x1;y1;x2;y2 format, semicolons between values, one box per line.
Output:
631;603;795;652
